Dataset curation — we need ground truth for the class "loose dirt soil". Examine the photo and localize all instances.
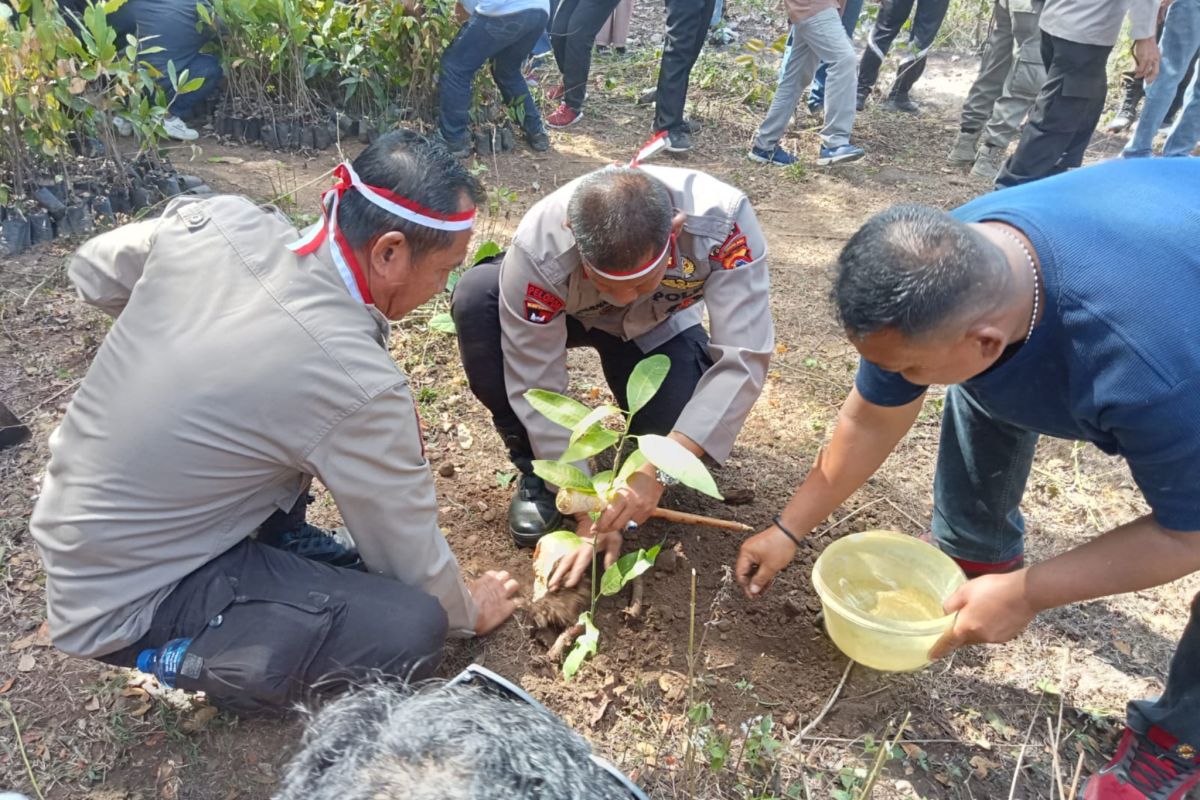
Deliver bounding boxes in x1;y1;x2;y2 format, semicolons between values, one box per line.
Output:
1;11;1194;800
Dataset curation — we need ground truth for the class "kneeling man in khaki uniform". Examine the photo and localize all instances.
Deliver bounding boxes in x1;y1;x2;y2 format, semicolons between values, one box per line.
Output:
30;130;518;714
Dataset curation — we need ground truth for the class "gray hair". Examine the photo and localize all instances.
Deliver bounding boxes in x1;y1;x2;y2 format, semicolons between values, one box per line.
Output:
273;682;634;800
566;167;674;272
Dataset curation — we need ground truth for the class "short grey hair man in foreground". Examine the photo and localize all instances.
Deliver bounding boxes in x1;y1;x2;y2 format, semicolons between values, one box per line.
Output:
273;665;646;800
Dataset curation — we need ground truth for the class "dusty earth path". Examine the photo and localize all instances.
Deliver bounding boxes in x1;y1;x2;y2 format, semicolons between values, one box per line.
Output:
0;18;1193;800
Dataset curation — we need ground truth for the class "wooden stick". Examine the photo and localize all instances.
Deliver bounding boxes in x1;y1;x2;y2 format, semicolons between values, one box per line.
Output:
557;489;752;532
651;507;752;532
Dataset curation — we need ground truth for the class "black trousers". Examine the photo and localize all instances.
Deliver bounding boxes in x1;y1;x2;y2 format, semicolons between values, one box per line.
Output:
654;0;717;133
858;0;951;95
995;32;1111;188
99;538;448;715
450;259;714;469
551;0;623;110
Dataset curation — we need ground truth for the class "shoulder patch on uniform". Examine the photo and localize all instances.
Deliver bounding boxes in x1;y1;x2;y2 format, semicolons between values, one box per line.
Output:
524;283;564;324
709;224;754;270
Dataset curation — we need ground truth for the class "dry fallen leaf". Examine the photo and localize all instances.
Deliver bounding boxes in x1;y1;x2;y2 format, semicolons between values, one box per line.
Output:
182;705;220;732
17;653;36;672
0;677;15;694
84;696;101;712
10;621;52;651
131;702;153;717
635;741;657;766
969;755;999;780
1114;640;1132;657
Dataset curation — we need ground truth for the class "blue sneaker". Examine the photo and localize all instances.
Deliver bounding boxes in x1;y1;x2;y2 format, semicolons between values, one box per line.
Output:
817;143;865;166
747;145;797;166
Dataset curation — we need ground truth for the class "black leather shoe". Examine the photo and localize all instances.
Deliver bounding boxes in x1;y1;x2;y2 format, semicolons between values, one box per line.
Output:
508;474;563;548
262;523;365;571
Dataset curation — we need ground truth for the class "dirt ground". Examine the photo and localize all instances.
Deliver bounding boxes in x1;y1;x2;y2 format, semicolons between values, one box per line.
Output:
2;8;1196;799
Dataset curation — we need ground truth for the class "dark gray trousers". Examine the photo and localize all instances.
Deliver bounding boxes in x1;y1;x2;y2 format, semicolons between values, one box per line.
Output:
100;538;448;715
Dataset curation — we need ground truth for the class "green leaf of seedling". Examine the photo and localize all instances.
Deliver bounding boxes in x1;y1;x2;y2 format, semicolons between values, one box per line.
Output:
166;58;178;89
495;471;516;488
531;460;593;492
524;389;591;430
626;354;670;415
590;469;614;500
569;404;621;446
615;449;647;485
636;436;722;499
446;271;462;292
560;427;620;462
599;544;660;597
562;611;598;681
428;312;457;334
471;240;502;265
178;76;205;94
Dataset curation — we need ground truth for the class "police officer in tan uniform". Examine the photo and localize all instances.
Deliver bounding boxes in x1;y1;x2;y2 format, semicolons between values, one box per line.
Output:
452;163;774;585
30;130;520;713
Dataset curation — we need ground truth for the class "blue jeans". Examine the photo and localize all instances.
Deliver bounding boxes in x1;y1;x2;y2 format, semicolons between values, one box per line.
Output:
1124;0;1200;157
932;384;1200;746
162;53;222;119
439;9;549;145
711;0;723;28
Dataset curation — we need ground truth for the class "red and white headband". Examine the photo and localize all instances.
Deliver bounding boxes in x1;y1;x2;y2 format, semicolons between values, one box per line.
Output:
582;132;675;282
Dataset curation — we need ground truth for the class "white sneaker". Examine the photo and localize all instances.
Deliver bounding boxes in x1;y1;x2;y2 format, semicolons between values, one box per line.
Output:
112;116;133;137
161;115;199;141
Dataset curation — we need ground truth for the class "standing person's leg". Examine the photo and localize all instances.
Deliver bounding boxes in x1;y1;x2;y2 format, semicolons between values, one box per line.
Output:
1127;0;1200;156
611;0;634;48
595;11;616;46
1052;40;1112;171
883;0;951;108
951;0;1015;162
931;385;1038;574
550;0;584;83
1083;592;1200;796
978;2;1044;151
805;7;861;153
858;0;914;100
995;34;1109;188
98;539;450;715
810;0;864;111
559;0;624;111
750;23;814;159
654;0;718;142
1163;62;1200;155
440;16;518;150
1125;593;1200;759
489;9;553;148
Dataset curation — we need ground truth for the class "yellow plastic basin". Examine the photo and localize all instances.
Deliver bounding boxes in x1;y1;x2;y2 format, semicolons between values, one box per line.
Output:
812;530;967;672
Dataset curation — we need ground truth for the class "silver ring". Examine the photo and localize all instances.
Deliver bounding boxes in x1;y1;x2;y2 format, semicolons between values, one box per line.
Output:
625;521;639;532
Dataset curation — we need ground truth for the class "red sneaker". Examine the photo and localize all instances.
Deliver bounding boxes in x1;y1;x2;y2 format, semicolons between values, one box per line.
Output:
914;531;1024;578
1084;727;1200;800
546;103;582;129
545;84;565;101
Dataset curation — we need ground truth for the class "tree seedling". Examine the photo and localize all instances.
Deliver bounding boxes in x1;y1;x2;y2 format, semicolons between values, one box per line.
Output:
524;354;723;679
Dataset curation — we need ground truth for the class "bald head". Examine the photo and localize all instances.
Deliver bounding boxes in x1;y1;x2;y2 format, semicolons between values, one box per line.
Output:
833;204;1013;341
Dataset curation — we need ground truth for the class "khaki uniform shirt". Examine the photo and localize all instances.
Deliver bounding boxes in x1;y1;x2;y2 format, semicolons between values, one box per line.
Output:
500;166;774;465
1040;0;1155;45
31;195;476;658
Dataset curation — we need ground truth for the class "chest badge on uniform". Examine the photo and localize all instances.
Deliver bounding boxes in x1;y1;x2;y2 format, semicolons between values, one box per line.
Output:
525;283;565;325
710;224;754;270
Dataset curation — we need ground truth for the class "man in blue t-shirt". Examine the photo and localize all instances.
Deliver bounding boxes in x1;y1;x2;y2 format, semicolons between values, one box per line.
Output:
736;158;1200;800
